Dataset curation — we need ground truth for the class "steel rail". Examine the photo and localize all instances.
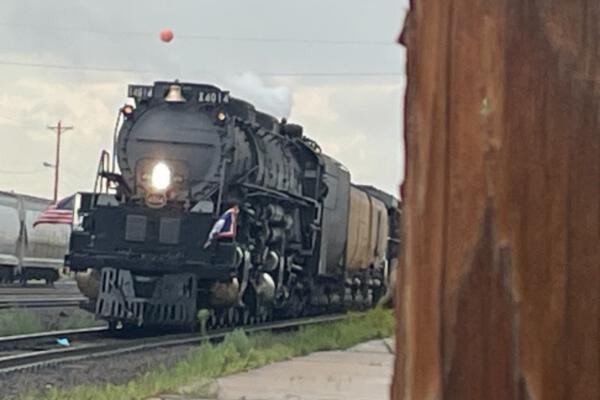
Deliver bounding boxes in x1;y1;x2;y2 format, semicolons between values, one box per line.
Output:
0;285;57;291
0;298;86;309
0;313;348;375
0;326;108;349
0;282;78;291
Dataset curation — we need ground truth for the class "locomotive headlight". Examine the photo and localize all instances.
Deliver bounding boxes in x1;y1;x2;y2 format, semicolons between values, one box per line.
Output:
150;162;172;191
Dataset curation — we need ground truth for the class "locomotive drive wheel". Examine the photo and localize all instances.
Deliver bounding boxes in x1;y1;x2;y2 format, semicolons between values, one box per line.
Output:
228;308;241;325
207;312;218;329
218;311;227;328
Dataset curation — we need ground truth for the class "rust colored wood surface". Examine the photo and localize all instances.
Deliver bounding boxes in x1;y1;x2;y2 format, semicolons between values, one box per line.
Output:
394;1;599;399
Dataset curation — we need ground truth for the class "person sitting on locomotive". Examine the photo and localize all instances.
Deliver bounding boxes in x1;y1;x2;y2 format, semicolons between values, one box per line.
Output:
203;204;239;248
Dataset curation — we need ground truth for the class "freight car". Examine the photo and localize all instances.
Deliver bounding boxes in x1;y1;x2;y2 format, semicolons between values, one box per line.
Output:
67;81;400;328
0;191;70;284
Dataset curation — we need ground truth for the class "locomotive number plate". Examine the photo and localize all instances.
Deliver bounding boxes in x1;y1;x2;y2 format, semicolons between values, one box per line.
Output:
198;90;230;104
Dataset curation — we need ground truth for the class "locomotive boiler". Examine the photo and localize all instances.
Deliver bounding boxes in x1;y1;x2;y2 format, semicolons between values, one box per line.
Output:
67;81;399;328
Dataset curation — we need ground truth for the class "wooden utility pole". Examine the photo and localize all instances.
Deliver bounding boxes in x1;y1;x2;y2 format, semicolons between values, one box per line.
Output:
394;1;599;399
47;121;73;202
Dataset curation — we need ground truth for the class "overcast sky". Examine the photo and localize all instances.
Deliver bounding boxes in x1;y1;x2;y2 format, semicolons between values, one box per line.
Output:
0;0;407;200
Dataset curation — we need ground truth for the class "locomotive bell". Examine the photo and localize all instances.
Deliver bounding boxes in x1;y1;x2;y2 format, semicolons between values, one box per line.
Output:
164;84;186;103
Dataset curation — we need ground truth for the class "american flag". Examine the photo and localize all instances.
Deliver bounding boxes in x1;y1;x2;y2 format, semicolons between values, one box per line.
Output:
33;195;75;227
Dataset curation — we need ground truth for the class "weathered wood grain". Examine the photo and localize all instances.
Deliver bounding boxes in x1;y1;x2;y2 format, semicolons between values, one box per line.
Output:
393;1;599;399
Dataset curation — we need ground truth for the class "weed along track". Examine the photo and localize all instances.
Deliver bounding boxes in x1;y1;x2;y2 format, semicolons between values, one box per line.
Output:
0;309;393;400
0;313;348;376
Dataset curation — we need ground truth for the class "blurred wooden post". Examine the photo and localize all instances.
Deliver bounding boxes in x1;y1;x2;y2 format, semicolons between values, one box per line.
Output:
393;1;599;399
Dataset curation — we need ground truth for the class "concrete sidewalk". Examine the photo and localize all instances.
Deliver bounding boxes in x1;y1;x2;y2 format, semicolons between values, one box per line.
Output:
151;338;394;400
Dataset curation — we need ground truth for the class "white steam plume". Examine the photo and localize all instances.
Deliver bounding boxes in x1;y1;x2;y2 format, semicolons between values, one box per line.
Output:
225;73;292;119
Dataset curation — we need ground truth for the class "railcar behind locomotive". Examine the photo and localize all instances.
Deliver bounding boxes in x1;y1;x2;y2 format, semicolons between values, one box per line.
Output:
0;191;70;284
67;81;400;328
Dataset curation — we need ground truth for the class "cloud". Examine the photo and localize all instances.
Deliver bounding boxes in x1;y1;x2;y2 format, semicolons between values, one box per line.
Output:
225;73;292;118
0;73;132;199
0;0;407;198
288;81;405;194
0;74;404;198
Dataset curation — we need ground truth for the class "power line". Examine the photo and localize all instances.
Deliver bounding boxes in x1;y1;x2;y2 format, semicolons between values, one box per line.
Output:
160;34;394;46
0;22;396;46
0;169;47;175
0;59;403;77
261;72;403;77
0;115;22;125
0;59;151;74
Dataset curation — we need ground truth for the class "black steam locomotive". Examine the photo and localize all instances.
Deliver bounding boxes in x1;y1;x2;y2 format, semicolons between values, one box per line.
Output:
67;81;399;328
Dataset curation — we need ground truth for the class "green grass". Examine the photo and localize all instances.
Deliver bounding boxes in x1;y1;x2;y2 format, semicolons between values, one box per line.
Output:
24;308;394;400
0;308;45;336
0;308;101;337
49;309;100;331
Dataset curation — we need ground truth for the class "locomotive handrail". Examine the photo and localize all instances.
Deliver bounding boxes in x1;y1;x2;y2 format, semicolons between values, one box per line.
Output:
111;109;122;173
98;171;131;197
301;136;322;154
214;158;229;217
93;150;112;194
241;182;320;206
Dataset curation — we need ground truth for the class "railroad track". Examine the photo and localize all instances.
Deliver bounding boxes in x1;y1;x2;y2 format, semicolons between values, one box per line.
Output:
0;281;86;309
0;297;86;309
0;326;108;351
0;283;79;296
0;313;347;375
0;285;56;292
0;280;85;309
